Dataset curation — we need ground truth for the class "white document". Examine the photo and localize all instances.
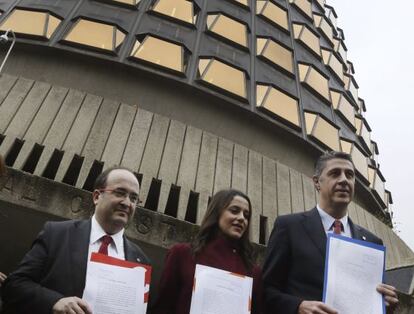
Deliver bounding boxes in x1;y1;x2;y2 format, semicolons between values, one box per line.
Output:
189;264;253;314
83;253;151;314
323;234;386;314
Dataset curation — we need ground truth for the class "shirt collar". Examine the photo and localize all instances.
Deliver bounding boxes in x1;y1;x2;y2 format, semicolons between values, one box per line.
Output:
90;215;125;254
316;204;349;232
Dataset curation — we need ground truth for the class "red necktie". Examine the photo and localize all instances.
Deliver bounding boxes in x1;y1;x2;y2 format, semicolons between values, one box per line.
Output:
98;235;112;255
333;220;343;235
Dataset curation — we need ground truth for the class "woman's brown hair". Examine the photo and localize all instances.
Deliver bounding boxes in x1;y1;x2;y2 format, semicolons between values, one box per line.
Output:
191;189;255;270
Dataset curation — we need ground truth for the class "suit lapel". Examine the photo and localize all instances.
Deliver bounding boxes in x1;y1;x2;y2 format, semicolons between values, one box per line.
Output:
302;207;327;256
70;219;91;297
124;237;140;263
349;218;365;241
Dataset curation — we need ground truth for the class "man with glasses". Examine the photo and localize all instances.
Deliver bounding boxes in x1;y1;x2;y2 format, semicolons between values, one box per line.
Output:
2;166;150;314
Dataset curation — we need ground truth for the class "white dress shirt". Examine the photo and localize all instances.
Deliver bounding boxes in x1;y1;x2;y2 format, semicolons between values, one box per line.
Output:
87;214;125;260
316;205;352;238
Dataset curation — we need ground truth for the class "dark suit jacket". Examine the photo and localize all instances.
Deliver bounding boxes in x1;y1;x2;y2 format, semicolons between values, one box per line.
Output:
262;207;382;314
2;219;150;314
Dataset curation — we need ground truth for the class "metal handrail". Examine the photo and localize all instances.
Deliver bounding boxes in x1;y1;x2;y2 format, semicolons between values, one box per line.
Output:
0;29;16;76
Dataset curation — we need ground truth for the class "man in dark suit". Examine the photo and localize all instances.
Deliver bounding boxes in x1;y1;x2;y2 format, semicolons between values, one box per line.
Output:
263;151;399;314
2;166;150;314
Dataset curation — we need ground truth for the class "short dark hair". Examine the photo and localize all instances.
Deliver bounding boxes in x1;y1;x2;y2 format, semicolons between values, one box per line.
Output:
93;166;137;190
192;189;255;270
314;151;354;177
0;155;6;176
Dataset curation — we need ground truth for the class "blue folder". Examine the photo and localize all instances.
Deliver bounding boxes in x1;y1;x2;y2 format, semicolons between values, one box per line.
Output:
322;233;386;314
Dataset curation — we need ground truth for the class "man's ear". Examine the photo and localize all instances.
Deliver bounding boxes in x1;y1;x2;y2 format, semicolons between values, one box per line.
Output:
312;176;320;191
92;190;100;205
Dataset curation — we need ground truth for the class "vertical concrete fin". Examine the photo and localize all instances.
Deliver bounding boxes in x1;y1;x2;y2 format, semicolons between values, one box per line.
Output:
5;81;51;138
231;144;248;193
262;156;277;244
157;120;186;214
247;150;262;244
138;114;170;206
34;89;85;176
195;131;218;224
302;174;316;210
101;103;136;170
213;138;233;194
276;162;291;215
121;108;153;171
0;77;34;134
290;168;304;213
176;126;202;221
55;94;102;182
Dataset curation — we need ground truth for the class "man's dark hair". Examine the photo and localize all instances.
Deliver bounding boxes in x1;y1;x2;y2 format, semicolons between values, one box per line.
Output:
314;151;354;177
0;154;6;177
93;166;136;190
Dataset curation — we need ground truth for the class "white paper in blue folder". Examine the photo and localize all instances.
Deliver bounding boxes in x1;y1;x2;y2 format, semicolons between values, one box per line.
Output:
323;234;386;314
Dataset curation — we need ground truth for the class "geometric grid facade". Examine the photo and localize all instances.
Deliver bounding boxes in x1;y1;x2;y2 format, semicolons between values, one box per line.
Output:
0;1;392;227
0;0;389;213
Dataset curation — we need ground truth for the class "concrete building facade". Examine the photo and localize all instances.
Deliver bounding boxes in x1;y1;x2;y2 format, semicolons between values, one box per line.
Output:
0;0;413;311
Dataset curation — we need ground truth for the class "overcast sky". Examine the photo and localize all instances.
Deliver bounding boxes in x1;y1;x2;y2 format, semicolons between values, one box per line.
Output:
328;0;414;250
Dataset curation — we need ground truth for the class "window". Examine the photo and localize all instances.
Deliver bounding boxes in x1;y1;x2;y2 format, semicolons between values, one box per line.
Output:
368;166;386;204
343;74;358;102
340;139;352;154
350;144;369;180
370;140;378;161
314;14;333;44
152;0;196;25
354;117;371;149
292;23;320;57
298;64;330;102
257;38;293;73
333;38;347;63
368;166;375;186
373;172;386;205
304;112;340;150
100;0;141;6
198;58;247;98
0;9;61;39
346;61;355;74
330;91;355;127
256;84;300;127
385;191;392;209
64;19;125;52
130;35;186;73
315;0;325;9
357;98;365;114
206;14;248;47
256;1;289;31
325;5;338;28
321;49;343;82
229;0;249;7
289;0;313;20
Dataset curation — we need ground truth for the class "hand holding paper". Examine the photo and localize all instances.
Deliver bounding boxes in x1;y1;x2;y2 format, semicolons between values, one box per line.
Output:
82;253;151;314
189;264;253;314
53;296;92;314
323;234;386;314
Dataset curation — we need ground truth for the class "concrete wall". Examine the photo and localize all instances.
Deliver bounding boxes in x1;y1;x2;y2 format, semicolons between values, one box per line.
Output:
1;46;317;177
0;73;318;244
0;73;412;267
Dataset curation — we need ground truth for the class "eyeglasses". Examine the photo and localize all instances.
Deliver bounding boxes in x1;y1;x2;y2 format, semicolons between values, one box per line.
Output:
99;188;141;204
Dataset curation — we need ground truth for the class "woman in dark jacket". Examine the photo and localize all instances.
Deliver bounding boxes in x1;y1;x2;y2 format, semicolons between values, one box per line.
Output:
153;189;263;314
